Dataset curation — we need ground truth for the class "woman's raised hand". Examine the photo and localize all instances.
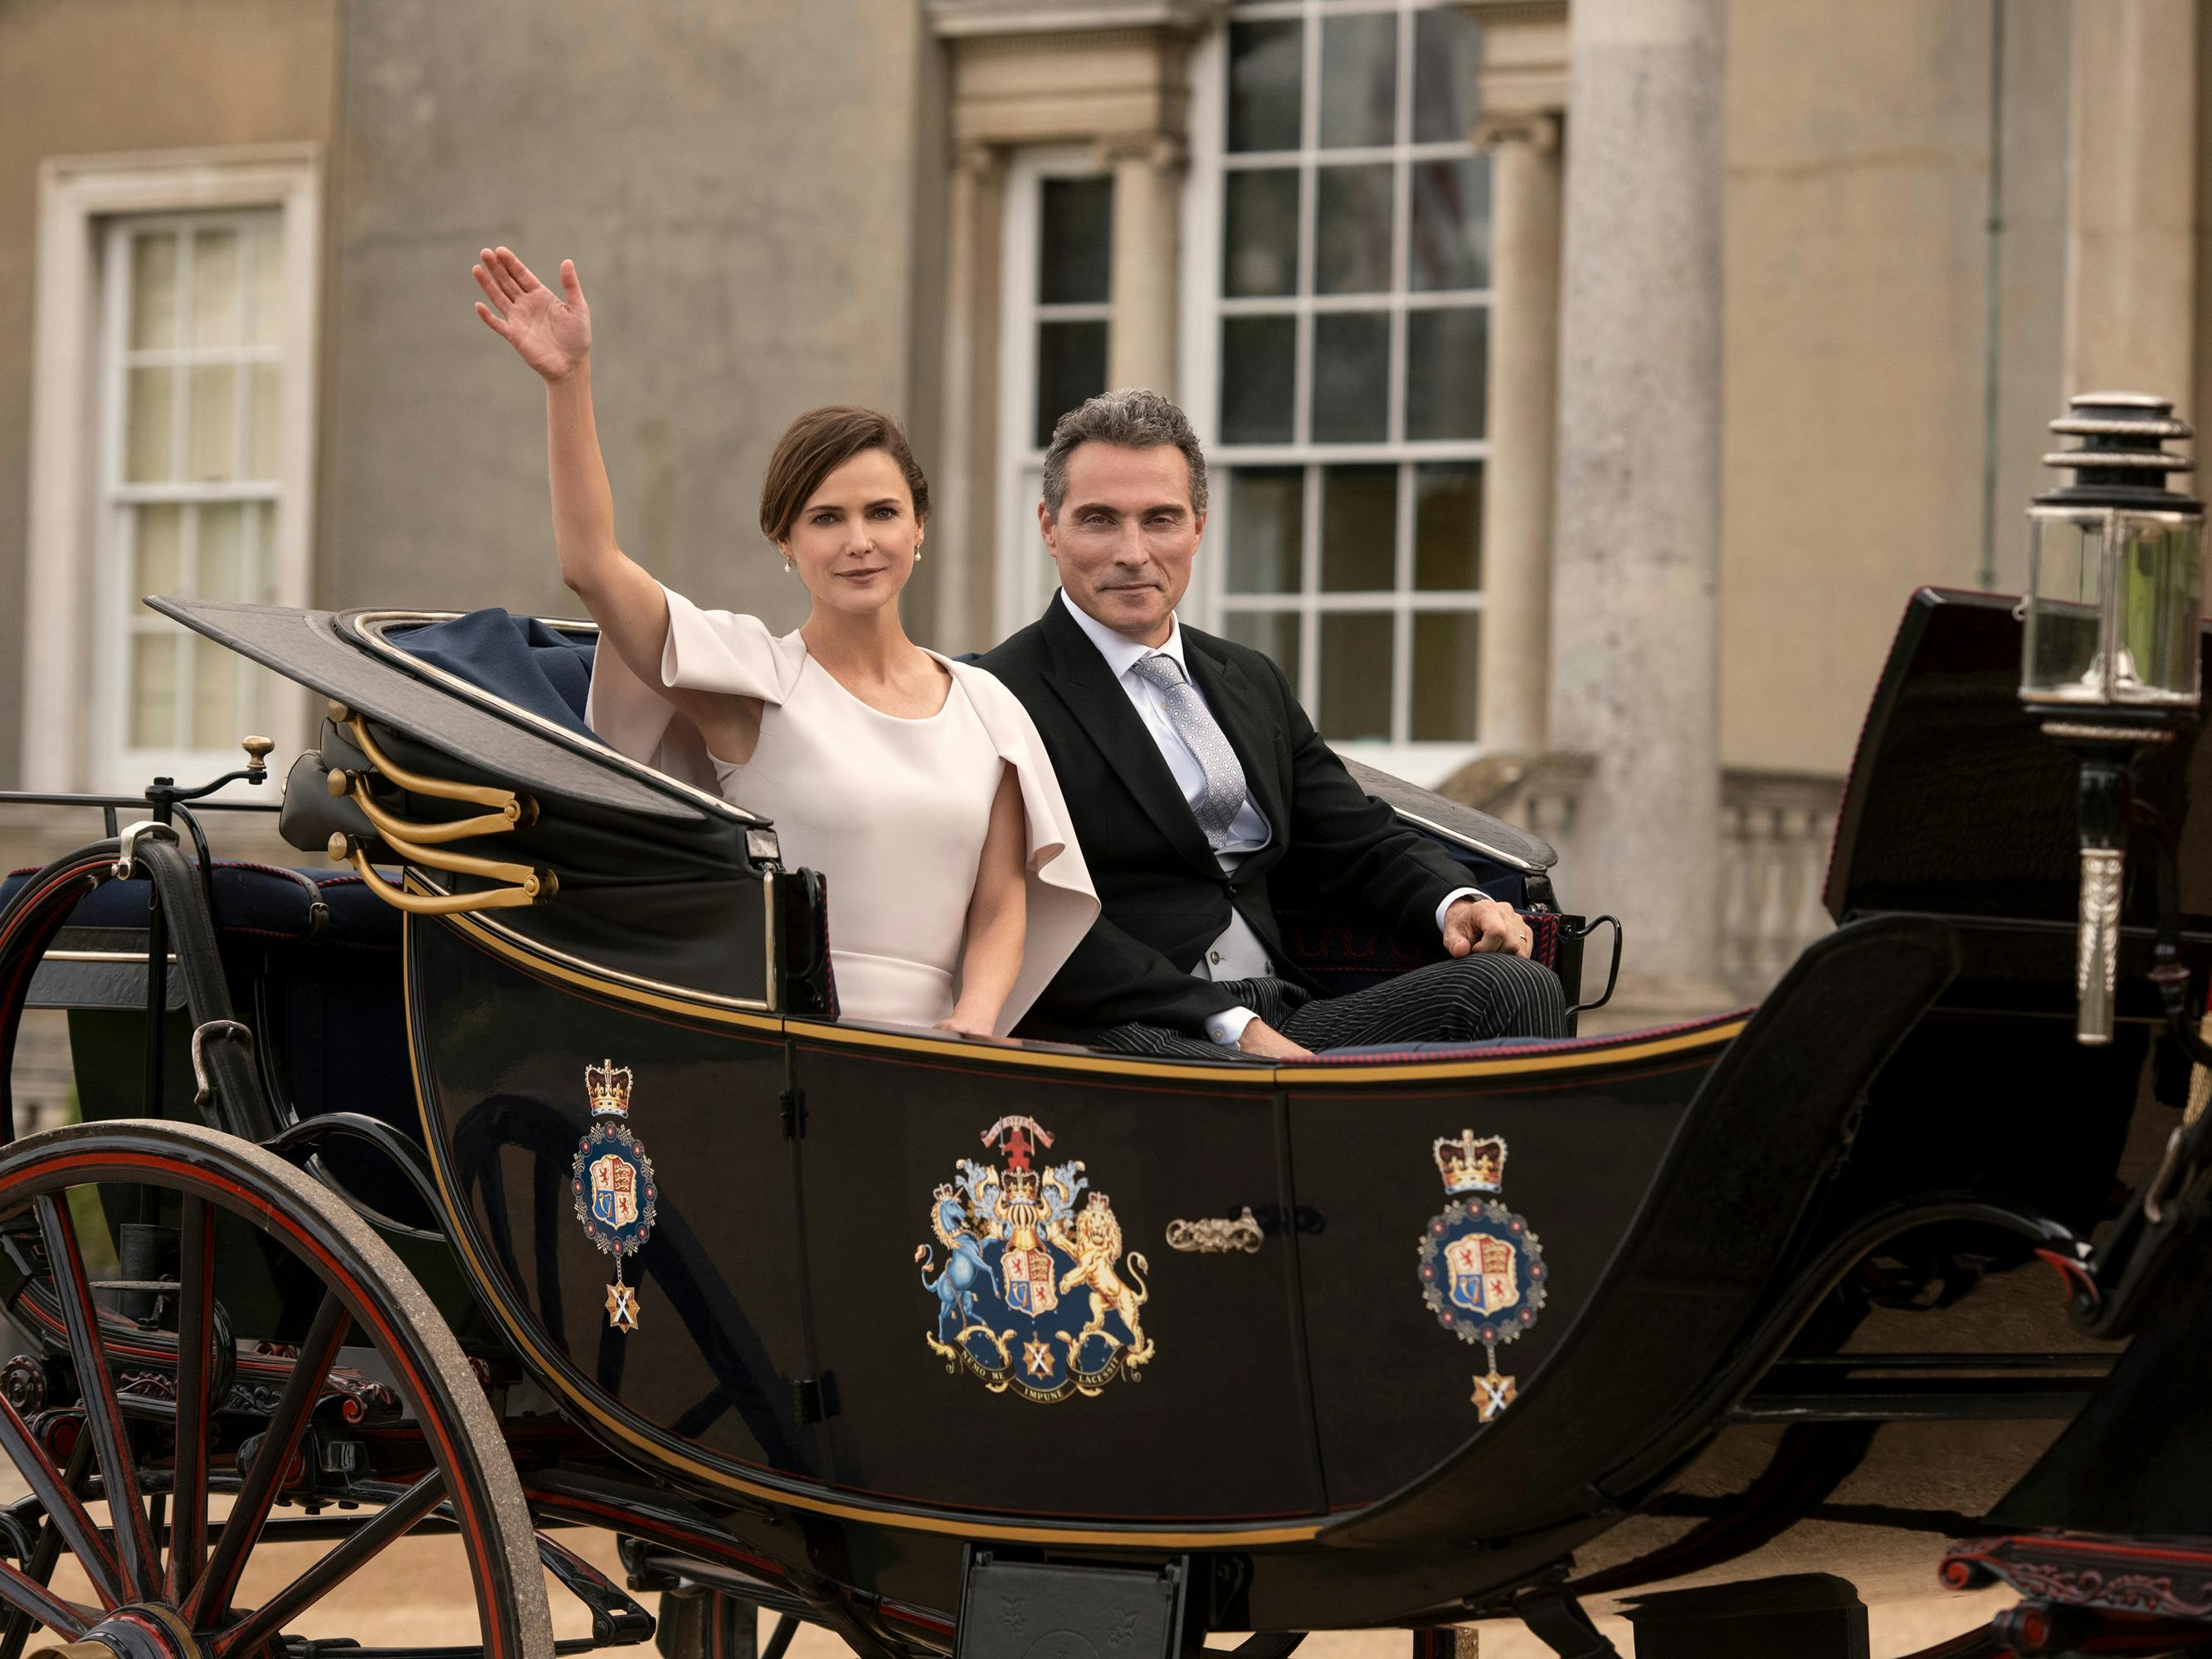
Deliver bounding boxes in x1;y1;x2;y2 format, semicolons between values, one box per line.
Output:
473;247;591;382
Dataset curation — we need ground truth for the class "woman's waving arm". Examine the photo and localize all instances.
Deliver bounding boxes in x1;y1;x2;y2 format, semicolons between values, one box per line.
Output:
474;246;759;762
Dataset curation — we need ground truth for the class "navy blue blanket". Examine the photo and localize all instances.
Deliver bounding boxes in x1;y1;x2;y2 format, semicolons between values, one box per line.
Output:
390;611;597;737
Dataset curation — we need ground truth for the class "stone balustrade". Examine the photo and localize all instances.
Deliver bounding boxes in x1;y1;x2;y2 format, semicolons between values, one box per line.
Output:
1443;752;1842;1005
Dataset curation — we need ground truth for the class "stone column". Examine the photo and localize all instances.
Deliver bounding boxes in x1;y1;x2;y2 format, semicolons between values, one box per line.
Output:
1104;135;1183;394
935;144;1006;656
1474;110;1562;757
2063;0;2199;406
1547;0;1727;998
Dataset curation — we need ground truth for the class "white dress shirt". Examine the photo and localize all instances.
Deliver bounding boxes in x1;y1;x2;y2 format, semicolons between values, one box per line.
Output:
1060;591;1480;1047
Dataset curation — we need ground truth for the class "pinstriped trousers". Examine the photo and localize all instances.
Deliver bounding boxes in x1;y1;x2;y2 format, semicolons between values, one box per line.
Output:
1090;952;1571;1060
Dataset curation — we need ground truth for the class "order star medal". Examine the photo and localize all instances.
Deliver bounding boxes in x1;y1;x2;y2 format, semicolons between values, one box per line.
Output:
570;1060;658;1332
1418;1130;1547;1421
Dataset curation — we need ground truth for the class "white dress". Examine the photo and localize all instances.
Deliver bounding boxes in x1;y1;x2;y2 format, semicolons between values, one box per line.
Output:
584;586;1098;1035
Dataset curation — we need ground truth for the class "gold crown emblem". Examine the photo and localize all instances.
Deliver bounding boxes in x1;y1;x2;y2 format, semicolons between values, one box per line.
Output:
586;1059;634;1118
1435;1130;1506;1194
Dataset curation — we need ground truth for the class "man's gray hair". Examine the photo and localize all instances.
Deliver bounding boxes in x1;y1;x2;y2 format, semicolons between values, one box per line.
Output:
1040;388;1210;519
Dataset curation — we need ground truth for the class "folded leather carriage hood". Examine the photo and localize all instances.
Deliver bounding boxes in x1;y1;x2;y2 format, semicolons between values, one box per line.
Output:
154;597;776;1005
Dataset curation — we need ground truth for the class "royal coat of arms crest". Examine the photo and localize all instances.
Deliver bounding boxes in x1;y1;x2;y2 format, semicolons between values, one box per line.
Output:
569;1059;658;1332
915;1115;1152;1403
1418;1129;1547;1421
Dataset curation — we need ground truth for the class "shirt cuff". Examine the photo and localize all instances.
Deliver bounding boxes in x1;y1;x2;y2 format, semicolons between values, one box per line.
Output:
1205;1005;1262;1047
1435;887;1485;936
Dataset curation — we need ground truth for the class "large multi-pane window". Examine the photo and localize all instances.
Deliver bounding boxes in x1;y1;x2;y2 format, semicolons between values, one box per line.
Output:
1200;0;1488;771
996;157;1117;638
100;212;285;777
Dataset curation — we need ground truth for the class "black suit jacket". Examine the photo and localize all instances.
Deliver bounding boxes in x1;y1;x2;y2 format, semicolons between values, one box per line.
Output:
976;596;1474;1044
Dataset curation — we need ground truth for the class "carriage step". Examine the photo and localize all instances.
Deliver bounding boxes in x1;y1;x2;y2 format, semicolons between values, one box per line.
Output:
1620;1573;1869;1659
954;1552;1187;1659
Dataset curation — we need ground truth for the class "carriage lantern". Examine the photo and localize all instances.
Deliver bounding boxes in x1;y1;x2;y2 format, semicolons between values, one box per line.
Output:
2020;392;2205;1044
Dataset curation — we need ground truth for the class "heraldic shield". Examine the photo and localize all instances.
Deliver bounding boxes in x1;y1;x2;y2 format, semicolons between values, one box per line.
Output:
915;1115;1153;1403
1419;1130;1547;1422
570;1059;658;1332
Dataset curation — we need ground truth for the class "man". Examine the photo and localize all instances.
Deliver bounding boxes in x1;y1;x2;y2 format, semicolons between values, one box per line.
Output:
977;389;1567;1059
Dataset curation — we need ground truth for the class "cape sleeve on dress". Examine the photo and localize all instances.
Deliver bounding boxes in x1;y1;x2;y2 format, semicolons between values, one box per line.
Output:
944;660;1102;1037
583;585;808;791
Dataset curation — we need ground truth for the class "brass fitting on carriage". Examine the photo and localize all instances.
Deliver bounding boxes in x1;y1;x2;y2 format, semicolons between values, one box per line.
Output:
319;701;557;916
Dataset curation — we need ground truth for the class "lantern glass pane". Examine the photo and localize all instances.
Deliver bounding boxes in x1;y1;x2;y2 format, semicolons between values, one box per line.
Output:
2114;516;2204;702
2024;513;2104;698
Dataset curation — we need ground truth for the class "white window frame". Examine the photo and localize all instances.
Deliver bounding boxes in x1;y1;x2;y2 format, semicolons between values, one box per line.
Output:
22;145;320;793
993;147;1114;645
1179;2;1491;788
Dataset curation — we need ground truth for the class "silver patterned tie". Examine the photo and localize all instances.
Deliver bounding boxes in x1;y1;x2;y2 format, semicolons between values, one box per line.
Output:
1129;653;1250;847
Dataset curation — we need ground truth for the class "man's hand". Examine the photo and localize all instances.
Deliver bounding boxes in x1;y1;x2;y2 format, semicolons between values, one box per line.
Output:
1237;1018;1314;1059
1444;894;1533;959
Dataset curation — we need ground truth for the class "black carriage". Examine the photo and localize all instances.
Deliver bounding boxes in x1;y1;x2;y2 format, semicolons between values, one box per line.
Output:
2;580;2210;1659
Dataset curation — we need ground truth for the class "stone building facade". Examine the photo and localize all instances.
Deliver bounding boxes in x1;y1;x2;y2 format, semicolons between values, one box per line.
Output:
3;0;2210;1005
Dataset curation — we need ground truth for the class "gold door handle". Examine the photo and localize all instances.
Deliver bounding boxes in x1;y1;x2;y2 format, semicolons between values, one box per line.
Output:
1165;1208;1264;1253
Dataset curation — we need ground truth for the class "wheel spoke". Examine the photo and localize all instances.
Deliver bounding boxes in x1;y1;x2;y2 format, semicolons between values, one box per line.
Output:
0;1559;91;1640
0;1400;124;1608
168;1194;216;1603
186;1291;349;1628
0;1436;92;1659
214;1473;446;1658
34;1193;161;1598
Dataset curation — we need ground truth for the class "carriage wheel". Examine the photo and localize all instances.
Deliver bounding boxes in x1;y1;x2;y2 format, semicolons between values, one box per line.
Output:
0;1119;553;1659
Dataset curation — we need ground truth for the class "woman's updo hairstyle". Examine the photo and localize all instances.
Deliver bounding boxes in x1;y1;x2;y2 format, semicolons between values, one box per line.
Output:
758;406;931;543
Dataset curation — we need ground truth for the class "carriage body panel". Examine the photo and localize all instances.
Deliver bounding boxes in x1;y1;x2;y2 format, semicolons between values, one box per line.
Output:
5;585;2207;1648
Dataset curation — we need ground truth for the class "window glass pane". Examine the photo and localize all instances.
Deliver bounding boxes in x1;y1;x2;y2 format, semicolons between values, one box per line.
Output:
1413;7;1484;144
1223;168;1300;299
1415;461;1483;590
1320;464;1398;591
1229;20;1303;152
199;503;246;600
250;222;285;348
246;659;274;735
1220;315;1297;445
1312;310;1390;442
129;633;178;748
189;228;240;348
1411;611;1481;741
255;502;279;601
1040;177;1113;305
124;367;175;483
1035;320;1107;448
1411;155;1491;292
190;636;236;748
1319;611;1394;740
1319;12;1396;148
1315;163;1394;295
246;362;282;479
188;364;237;480
129;233;178;350
1221;608;1302;690
1405;306;1488;440
135;504;183;596
1226;466;1304;593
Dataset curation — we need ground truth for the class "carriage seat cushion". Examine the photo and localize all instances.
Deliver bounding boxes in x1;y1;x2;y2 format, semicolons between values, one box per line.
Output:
2;860;401;950
388;610;597;737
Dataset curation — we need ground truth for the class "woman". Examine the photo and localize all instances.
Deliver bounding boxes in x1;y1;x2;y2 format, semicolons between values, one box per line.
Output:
472;246;1095;1037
